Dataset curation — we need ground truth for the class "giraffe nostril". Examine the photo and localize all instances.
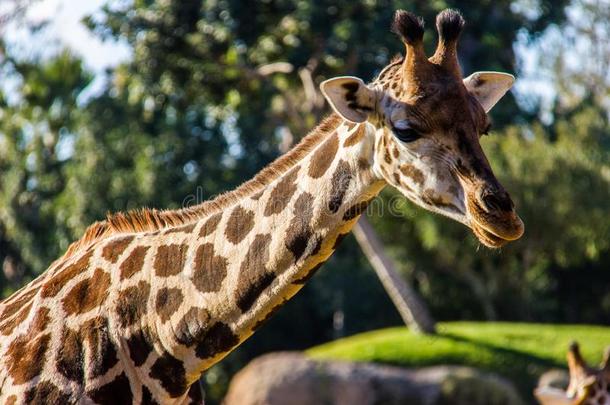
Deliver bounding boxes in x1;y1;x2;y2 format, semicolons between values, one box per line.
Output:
481;190;514;212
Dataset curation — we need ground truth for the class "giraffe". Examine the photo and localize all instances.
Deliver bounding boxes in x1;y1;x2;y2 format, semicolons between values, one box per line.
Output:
535;342;610;405
0;9;524;404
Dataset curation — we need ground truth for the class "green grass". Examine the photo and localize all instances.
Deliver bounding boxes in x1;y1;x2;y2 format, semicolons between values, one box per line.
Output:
307;322;610;398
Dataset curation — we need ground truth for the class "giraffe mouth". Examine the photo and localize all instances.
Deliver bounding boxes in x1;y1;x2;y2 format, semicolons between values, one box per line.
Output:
470;222;511;248
470;217;523;248
464;191;524;248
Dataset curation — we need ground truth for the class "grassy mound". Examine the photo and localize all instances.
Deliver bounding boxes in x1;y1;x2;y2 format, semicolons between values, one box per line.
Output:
307;322;610;398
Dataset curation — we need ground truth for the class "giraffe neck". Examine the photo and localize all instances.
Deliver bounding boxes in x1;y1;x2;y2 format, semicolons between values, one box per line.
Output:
145;117;385;390
0;116;386;404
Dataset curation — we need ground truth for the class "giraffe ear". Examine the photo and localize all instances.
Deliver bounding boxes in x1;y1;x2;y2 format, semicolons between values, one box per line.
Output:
534;387;578;405
463;71;515;113
320;76;375;123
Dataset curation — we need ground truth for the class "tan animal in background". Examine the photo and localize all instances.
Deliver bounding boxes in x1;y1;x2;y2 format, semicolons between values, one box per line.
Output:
536;342;610;405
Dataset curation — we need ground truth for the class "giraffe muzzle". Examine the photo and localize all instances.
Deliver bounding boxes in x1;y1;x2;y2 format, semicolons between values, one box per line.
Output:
467;188;524;247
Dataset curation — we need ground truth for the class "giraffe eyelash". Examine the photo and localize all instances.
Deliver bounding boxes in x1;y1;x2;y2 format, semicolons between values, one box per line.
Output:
392;126;421;143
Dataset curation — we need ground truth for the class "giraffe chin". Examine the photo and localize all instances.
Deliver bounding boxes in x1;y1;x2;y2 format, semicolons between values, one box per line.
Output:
471;222;510;248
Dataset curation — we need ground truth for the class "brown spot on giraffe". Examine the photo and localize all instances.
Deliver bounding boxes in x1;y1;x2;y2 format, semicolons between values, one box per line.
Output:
163;223;196;234
264;166;300;216
101;235;134;263
225;205;256;243
343;124;366;147
400;164;425;185
120;245;149;280
25;381;70;404
6;332;51;384
142;386;159;405
422;188;457;210
4;306;50;379
250;189;265;200
149;352;188;398
194;321;239;359
328;160;353;213
57;326;85;381
5;395;17;405
192;243;228;293
31;305;50;331
155;287;184;323
0;288;36;320
199;212;222;237
357;157;370;171
154;244;188;277
0;300;33;336
308;132;338;178
126;328;155;367
235;233;274;312
116;280;151;328
41;249;94;298
285;192;315;262
85;316;119;379
343;199;373;221
175;307;211;346
392;145;400;158
63;267;111;315
88;372;133;405
383;147;392;164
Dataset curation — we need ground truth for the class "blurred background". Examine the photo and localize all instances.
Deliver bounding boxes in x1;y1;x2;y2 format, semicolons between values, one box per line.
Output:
0;0;609;403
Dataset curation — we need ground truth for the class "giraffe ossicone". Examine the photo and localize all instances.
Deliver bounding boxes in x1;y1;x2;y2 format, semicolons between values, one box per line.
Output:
0;9;523;404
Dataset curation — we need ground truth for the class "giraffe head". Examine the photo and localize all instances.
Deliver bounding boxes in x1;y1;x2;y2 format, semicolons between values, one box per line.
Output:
535;342;610;405
320;9;524;247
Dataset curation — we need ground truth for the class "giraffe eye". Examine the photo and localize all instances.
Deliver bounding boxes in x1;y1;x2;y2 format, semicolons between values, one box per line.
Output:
392;126;421;143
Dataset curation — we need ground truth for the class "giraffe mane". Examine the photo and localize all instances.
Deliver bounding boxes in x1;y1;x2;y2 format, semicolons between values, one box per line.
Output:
389;54;405;65
374;55;404;83
56;113;342;263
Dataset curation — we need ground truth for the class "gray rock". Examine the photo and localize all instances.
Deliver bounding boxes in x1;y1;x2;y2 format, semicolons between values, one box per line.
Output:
223;352;524;405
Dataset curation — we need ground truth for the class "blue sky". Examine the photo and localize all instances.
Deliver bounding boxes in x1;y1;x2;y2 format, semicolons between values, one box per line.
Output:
2;0;131;73
2;0;131;102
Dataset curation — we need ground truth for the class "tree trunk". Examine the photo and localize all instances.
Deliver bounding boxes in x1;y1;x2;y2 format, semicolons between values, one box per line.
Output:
352;217;436;334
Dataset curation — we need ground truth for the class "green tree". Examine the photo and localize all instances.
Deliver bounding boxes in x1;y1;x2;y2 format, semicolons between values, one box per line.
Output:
0;50;90;294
